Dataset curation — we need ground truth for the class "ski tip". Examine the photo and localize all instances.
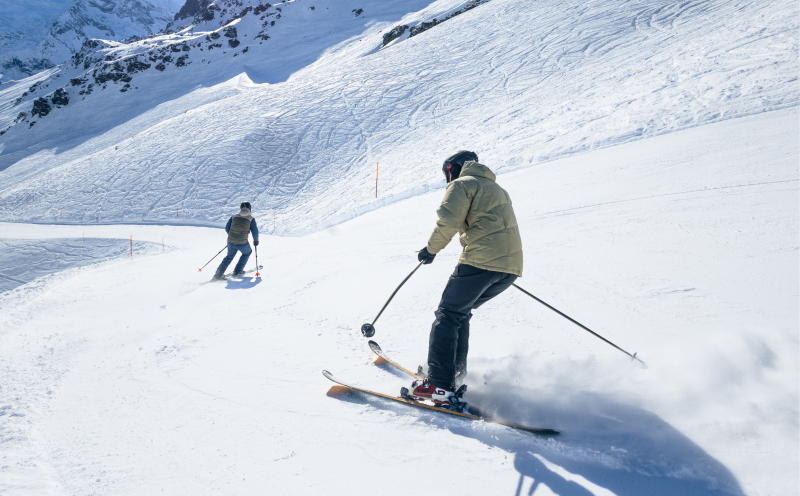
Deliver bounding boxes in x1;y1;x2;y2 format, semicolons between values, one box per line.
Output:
367;340;381;351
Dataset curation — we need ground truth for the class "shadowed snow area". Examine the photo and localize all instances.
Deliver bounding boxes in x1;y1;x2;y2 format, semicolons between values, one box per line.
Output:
0;0;796;233
0;108;796;495
0;237;163;293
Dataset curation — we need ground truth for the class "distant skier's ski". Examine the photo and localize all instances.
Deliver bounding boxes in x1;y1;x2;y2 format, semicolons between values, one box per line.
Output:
201;265;263;284
322;370;559;435
368;340;422;379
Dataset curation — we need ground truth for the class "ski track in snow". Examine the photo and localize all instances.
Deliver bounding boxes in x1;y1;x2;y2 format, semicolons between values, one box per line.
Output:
0;108;797;495
0;0;796;235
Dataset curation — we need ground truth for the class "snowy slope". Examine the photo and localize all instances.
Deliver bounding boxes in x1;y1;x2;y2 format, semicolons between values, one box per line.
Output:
0;0;796;233
0;108;797;496
0;0;185;81
0;237;164;293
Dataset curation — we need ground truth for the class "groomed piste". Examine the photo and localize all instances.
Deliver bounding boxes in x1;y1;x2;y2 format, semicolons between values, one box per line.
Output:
0;1;797;495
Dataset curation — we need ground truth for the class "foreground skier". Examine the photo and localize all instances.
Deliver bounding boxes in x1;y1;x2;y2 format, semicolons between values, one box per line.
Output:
408;151;523;408
213;202;260;280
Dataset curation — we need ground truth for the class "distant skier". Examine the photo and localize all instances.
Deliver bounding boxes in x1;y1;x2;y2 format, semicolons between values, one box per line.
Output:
408;151;523;408
213;202;260;280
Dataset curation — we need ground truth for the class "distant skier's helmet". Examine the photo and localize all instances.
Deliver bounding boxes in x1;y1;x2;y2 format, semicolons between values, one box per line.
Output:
240;202;252;210
442;151;478;182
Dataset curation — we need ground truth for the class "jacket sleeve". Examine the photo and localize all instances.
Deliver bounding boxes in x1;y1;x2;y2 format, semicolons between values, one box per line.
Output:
250;218;259;242
225;217;232;233
427;181;472;254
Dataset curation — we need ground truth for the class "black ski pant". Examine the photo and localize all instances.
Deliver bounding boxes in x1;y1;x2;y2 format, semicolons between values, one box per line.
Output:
427;263;517;391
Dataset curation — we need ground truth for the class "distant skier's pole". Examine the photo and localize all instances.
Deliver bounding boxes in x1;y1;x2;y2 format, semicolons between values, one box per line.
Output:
361;261;424;338
254;245;260;278
198;246;227;272
375;162;379;198
512;284;645;366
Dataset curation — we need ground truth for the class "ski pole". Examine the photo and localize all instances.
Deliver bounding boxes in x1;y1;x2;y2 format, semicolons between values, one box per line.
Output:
512;284;645;366
254;244;260;277
361;261;424;338
198;245;227;272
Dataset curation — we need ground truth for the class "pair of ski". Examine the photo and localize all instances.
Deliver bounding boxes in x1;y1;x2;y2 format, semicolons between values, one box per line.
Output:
323;340;559;435
201;265;263;284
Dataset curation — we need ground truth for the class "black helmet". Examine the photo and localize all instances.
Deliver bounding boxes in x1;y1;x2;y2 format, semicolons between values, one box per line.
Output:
442;150;478;182
240;202;251;210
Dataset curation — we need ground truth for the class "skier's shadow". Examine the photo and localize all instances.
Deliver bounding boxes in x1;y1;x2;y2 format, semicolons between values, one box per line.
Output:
224;277;263;290
328;385;744;495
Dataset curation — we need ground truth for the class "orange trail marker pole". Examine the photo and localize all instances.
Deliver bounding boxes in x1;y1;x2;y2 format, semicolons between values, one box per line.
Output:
176;206;179;217
60;209;62;218
162;237;165;251
375;162;379;198
273;213;275;228
130;235;133;257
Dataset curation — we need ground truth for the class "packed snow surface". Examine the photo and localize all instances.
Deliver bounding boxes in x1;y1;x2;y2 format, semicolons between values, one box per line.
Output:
0;237;164;293
0;0;796;233
0;108;797;496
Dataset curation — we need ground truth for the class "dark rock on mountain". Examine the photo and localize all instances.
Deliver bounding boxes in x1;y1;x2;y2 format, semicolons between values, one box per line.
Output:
174;0;214;21
95;72;132;84
31;98;52;118
51;88;69;106
126;59;151;73
382;25;408;46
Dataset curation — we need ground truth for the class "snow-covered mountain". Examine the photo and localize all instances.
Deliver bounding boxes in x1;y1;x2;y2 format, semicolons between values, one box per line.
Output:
0;0;795;235
0;0;184;81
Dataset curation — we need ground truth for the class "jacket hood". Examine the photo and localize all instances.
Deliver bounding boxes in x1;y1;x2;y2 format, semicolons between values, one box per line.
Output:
459;161;496;182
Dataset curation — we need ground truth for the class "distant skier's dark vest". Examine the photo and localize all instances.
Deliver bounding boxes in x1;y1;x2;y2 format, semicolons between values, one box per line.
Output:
228;209;254;244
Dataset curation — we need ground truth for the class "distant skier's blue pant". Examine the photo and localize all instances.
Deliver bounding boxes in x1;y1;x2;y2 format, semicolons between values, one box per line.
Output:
215;242;251;275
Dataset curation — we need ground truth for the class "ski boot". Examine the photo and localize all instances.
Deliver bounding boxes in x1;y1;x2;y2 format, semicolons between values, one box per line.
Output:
231;270;246;277
400;379;468;412
416;364;468;389
211;271;226;281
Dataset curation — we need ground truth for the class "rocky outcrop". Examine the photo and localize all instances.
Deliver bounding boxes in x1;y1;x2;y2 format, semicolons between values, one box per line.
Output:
51;88;69;106
31;98;52;118
1;0;179;80
382;25;408;47
174;0;214;21
383;0;491;47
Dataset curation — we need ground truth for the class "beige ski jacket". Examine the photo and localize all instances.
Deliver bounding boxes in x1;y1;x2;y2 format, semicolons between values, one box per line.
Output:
426;162;523;276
